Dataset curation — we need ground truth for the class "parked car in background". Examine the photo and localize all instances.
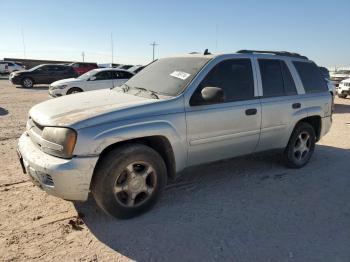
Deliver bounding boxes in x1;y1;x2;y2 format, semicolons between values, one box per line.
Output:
117;64;134;70
128;65;145;74
0;61;25;74
49;68;134;97
319;67;335;95
18;50;332;219
319;67;330;79
98;63;121;68
9;64;77;88
69;62;98;75
330;70;350;87
337;78;350;98
0;61;8;75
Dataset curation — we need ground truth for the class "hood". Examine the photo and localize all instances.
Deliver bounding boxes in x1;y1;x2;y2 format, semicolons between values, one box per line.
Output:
51;78;79;86
29;89;155;127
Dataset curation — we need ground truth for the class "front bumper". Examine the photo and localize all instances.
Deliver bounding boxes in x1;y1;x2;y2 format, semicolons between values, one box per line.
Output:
48;88;64;98
18;133;98;201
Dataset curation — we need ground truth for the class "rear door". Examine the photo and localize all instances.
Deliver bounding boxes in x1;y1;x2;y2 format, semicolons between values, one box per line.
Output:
255;58;300;151
185;58;261;166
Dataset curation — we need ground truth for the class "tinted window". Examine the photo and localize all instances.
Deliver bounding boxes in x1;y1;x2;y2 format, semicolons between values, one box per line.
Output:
117;71;133;79
281;61;297;95
259;59;297;97
259;60;284;97
293;61;328;93
191;59;255;105
95;71;112;80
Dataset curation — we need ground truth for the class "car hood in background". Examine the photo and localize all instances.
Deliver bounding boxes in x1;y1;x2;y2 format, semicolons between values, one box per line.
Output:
51;78;80;86
29;89;155;127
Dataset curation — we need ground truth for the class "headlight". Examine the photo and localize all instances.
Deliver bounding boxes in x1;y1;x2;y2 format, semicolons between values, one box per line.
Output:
41;127;77;158
54;85;68;89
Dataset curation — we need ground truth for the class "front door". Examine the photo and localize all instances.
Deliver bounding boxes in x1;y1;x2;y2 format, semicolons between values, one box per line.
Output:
185;58;261;166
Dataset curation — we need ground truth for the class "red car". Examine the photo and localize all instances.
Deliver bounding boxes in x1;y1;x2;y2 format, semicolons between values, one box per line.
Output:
69;62;98;75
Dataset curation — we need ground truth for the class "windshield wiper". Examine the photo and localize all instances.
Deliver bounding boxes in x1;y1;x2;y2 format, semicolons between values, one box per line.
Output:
134;87;159;99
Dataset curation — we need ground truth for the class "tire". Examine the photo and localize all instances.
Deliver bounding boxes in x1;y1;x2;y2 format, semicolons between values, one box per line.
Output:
91;143;167;219
338;92;347;99
67;87;83;95
283;122;316;168
21;77;34;88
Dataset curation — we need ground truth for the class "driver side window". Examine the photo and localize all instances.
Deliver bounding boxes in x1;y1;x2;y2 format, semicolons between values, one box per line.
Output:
190;59;255;106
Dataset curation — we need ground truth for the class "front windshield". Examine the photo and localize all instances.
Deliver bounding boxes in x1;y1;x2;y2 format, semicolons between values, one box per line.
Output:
78;69;97;80
119;57;211;96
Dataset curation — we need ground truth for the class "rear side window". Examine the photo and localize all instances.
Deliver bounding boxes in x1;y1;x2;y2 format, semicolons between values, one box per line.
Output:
293;61;328;93
191;59;255;105
259;59;297;97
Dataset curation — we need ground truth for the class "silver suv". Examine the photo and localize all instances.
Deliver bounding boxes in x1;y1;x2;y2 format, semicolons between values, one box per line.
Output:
17;50;332;218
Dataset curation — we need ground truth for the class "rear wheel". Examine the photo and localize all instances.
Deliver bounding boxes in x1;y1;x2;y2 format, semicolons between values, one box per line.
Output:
21;77;33;88
284;122;316;168
67;87;83;95
92;144;167;219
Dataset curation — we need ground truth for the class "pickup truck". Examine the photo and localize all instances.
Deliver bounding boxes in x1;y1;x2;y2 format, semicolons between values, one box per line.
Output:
17;50;332;219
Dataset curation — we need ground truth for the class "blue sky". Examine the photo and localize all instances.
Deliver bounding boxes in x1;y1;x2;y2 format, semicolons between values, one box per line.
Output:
0;0;349;67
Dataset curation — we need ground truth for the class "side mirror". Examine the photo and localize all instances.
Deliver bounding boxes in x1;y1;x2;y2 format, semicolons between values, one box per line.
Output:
200;86;224;104
90;76;96;81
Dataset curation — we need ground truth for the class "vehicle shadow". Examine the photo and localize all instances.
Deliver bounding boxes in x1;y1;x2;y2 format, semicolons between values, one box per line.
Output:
0;107;9;116
334;102;350;114
15;85;49;90
74;145;350;262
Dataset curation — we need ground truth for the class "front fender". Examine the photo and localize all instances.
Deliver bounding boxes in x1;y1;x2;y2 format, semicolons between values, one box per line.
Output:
76;118;187;173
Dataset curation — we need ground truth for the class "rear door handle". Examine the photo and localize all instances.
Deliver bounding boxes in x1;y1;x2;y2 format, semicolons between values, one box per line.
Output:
245;108;257;115
292;103;301;109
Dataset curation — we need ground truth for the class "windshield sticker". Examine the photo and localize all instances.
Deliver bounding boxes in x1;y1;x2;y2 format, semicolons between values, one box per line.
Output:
170;71;191;80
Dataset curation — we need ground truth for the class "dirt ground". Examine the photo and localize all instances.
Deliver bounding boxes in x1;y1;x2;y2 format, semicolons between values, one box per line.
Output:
0;79;349;262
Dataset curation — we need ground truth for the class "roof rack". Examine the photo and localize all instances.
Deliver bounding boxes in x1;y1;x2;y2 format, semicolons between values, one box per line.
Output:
237;50;308;60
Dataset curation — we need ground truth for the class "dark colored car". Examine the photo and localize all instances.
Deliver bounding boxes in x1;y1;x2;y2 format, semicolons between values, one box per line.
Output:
69;62;98;75
319;66;330;79
9;64;78;88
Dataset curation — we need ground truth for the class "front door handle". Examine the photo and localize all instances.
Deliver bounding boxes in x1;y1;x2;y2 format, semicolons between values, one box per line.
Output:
292;103;301;109
245;108;257;115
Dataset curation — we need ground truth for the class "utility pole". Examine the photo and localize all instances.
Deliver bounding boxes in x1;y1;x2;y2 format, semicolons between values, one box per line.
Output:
81;52;85;62
111;33;114;64
150;41;158;61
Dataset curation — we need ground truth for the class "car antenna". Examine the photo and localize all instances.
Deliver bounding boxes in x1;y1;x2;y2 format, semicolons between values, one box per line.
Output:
204;49;211;55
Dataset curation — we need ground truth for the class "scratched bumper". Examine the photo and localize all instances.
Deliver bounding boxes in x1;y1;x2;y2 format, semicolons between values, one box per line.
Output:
18;133;98;201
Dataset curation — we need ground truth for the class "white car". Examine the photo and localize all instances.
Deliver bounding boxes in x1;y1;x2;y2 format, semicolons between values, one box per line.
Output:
337;78;350;98
330;70;350;87
49;68;134;97
0;61;25;74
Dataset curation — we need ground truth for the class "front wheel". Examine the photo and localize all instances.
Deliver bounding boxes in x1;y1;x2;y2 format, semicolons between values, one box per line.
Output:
21;77;33;88
67;87;83;95
283;122;316;168
91;144;167;219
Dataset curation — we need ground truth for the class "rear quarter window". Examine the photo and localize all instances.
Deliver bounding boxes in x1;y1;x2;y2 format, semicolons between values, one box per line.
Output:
293;61;328;93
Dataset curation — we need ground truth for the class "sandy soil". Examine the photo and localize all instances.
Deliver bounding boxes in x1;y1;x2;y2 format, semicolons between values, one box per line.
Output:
0;79;349;262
